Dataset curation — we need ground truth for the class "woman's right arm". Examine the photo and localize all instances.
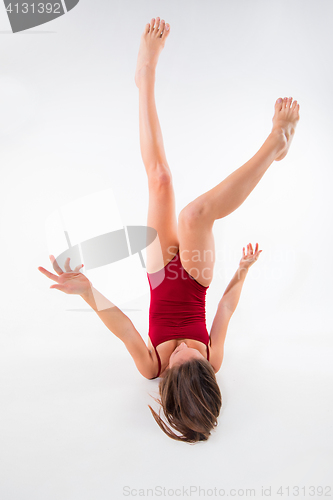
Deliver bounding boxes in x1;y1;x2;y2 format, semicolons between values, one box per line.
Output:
80;286;140;342
38;256;156;379
80;286;156;378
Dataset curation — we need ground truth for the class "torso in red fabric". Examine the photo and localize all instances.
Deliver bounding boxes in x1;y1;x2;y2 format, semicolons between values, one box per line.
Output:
147;250;210;350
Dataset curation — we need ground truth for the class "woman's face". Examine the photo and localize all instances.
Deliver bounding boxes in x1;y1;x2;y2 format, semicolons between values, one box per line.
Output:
169;342;205;368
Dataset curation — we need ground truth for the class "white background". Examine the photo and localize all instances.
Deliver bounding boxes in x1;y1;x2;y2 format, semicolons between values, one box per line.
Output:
1;0;332;499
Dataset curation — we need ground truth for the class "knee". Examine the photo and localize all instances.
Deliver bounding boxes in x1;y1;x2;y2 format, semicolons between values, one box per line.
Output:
148;165;172;189
179;201;208;228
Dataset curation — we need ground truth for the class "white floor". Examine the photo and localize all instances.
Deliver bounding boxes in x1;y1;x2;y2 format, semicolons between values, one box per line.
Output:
2;295;332;499
1;0;333;498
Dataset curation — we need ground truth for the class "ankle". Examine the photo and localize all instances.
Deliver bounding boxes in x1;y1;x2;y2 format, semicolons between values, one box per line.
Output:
138;63;156;77
267;129;287;155
136;64;156;87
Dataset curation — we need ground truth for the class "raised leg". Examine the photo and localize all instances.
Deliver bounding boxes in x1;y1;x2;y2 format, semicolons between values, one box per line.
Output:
178;97;300;287
135;18;178;272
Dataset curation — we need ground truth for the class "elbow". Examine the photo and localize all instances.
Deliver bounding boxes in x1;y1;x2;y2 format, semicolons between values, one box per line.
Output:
218;300;235;315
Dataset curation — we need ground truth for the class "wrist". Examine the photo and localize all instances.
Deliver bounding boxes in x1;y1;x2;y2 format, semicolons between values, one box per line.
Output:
237;265;249;278
80;286;94;302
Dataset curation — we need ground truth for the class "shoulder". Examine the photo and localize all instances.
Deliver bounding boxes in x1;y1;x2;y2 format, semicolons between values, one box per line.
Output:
208;303;232;373
208;341;225;375
134;348;158;380
122;326;158;379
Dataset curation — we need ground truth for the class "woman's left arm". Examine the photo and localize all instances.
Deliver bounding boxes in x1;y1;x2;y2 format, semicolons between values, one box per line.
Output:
220;243;262;313
209;243;262;372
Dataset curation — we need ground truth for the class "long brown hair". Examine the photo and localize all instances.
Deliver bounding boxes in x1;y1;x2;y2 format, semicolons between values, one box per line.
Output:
148;358;222;443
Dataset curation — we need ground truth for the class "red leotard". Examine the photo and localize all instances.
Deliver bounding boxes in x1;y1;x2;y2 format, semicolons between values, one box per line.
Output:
147;250;210;379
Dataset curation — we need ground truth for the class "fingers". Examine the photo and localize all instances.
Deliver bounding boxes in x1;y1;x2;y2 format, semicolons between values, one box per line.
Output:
50;254;83;274
64;257;73;273
49;255;64;275
64;257;84;273
41;256;84;284
244;243;262;257
50;284;66;292
38;266;60;283
245;243;253;256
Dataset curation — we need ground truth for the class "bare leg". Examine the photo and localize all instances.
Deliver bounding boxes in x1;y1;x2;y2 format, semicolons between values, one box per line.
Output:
135;18;179;272
178;97;300;286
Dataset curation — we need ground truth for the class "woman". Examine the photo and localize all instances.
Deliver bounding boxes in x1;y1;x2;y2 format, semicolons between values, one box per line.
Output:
38;18;300;443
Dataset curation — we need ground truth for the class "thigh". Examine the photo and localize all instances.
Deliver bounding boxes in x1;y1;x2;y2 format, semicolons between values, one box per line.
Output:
146;172;179;273
178;201;215;287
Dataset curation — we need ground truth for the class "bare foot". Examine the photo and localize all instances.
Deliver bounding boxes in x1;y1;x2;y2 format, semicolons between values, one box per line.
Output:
135;17;171;87
271;97;300;161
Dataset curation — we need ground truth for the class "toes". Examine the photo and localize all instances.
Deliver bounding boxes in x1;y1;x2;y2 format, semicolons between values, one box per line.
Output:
292;99;298;110
285;97;293;109
275;98;283;111
153;16;160;36
144;23;150;35
159;19;165;37
283;97;288;108
147;17;170;39
149;18;155;33
162;22;170;38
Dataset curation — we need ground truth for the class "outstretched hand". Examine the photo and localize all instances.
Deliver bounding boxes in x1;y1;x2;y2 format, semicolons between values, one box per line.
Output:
239;243;262;270
38;256;92;295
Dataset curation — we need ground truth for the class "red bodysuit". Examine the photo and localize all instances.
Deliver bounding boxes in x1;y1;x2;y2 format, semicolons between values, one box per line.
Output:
147;250;210;379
